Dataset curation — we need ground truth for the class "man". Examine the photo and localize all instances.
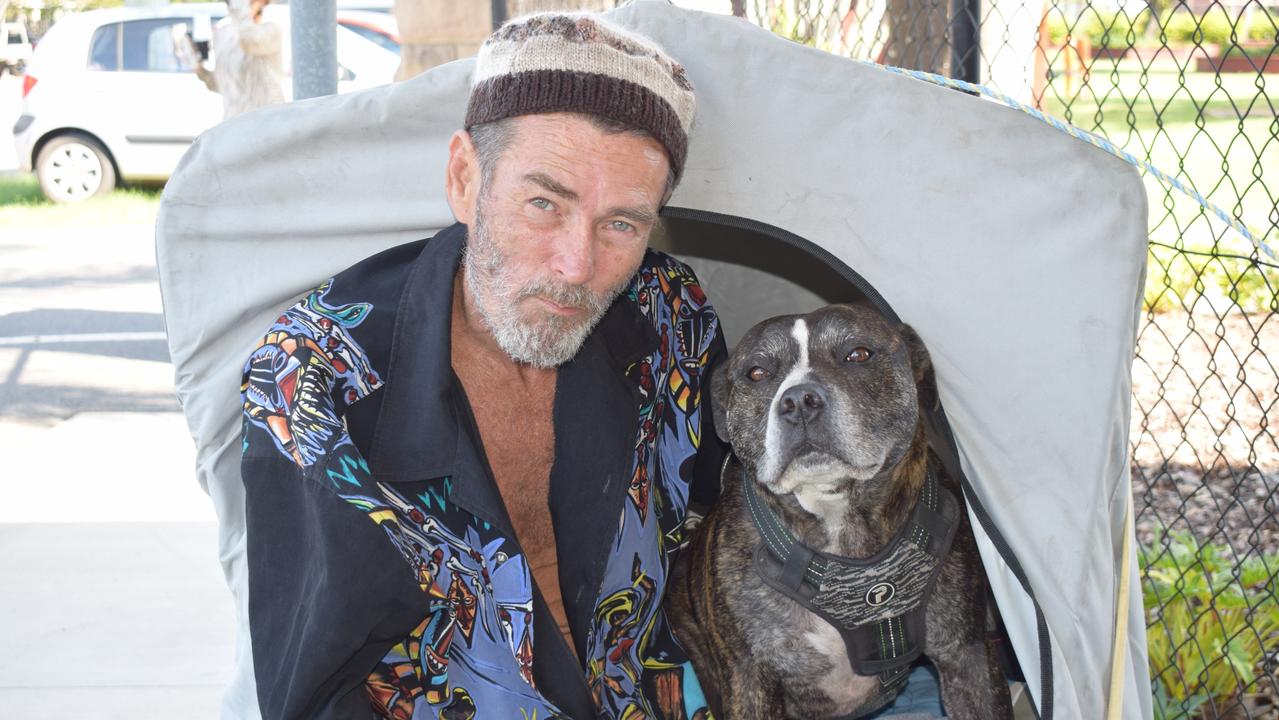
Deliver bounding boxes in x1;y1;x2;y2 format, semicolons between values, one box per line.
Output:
195;0;285;119
240;12;723;719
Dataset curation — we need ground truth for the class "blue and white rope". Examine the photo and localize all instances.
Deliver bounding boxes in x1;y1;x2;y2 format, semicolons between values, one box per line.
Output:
856;60;1278;262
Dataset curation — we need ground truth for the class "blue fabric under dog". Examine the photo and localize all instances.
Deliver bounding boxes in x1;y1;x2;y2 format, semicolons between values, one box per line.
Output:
864;664;947;719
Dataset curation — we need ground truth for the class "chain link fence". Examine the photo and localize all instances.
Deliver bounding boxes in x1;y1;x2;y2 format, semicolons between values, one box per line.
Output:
508;0;1278;715
735;0;1279;716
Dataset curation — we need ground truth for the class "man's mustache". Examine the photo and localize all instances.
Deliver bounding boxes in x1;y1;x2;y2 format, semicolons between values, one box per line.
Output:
517;279;607;314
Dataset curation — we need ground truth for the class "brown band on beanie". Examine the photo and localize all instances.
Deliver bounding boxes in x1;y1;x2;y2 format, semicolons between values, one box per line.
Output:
465;69;687;181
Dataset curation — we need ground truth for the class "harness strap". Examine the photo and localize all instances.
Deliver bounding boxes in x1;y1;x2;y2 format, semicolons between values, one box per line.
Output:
779;540;817;592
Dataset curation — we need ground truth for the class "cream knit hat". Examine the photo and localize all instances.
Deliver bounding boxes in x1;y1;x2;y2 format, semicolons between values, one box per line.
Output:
465;12;696;181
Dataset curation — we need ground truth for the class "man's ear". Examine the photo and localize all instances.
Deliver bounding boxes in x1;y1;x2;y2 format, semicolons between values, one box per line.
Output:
445;129;481;226
898;324;939;413
707;364;732;445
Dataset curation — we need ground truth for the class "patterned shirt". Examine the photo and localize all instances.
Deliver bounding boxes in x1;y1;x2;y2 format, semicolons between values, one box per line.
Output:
240;224;727;719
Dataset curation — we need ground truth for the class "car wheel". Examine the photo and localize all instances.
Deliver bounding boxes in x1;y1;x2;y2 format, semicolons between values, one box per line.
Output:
36;134;117;203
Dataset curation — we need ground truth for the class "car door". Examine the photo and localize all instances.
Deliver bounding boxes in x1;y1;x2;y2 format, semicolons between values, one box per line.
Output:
114;16;222;176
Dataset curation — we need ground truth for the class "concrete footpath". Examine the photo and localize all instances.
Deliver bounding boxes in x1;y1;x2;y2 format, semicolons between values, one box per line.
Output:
0;414;233;718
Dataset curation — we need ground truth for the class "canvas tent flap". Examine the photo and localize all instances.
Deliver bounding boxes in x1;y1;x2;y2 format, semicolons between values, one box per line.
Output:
156;2;1152;718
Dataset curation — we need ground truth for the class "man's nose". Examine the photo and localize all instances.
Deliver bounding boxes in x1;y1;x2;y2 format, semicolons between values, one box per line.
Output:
548;221;595;286
777;383;826;425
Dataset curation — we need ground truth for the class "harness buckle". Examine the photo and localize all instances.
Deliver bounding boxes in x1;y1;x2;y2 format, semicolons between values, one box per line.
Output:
779;541;816;592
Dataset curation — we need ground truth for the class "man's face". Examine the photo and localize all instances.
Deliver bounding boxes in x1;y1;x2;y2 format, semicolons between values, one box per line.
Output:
463;113;670;368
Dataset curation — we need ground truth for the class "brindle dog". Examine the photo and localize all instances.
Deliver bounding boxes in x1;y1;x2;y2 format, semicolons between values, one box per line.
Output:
669;304;1011;719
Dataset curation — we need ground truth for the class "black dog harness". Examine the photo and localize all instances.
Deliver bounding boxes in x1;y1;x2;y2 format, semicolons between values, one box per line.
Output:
742;459;960;718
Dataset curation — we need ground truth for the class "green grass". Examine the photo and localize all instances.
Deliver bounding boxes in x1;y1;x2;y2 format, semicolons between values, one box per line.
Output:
1040;62;1277;244
0;173;162;229
1038;60;1278;314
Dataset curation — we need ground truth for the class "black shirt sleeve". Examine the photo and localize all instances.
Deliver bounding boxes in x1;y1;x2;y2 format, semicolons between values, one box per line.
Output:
242;454;423;719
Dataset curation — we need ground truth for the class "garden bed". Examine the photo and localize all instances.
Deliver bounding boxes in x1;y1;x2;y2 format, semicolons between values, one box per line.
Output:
1195;42;1279;73
1126;44;1220;65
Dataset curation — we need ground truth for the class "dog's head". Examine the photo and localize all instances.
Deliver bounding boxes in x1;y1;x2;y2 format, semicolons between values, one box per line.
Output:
711;304;936;499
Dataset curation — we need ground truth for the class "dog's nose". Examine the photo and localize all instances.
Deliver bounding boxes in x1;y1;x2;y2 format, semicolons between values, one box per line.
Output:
778;383;826;424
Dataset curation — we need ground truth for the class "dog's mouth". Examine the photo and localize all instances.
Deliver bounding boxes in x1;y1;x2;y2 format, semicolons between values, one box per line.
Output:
767;448;878;493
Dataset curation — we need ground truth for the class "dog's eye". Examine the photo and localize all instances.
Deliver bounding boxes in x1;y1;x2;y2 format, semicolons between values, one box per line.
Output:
747;366;770;382
846;347;873;363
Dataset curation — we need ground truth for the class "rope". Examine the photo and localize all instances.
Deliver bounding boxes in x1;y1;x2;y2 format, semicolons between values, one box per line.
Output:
855;61;1278;262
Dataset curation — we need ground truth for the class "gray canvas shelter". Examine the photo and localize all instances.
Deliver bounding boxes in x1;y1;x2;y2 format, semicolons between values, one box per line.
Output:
155;1;1152;717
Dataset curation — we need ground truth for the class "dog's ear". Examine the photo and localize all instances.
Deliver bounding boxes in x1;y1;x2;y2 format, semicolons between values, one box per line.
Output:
899;324;939;413
707;364;732;444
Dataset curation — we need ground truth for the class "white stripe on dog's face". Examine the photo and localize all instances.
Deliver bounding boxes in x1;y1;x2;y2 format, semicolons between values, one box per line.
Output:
759;318;811;484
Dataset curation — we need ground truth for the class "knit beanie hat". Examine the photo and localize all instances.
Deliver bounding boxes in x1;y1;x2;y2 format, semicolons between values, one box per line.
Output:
465;12;696;182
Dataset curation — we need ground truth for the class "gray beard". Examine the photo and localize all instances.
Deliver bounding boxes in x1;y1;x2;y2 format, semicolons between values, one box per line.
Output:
463;204;633;369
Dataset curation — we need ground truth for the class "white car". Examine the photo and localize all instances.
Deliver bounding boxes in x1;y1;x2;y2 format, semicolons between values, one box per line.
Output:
1;19;33;75
12;3;398;202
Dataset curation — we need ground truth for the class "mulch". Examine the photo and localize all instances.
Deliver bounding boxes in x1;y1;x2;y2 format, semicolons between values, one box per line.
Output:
1130;309;1279;558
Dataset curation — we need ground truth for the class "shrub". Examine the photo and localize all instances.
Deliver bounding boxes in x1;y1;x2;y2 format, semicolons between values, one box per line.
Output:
1144;240;1278;315
1162;11;1199;44
1080;10;1142;49
1142;530;1279;715
1160;9;1246;46
1044;12;1069;44
1197;8;1237;46
1246;11;1277;42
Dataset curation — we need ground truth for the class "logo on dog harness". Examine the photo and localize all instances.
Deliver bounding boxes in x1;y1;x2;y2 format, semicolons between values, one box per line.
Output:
866;582;895;607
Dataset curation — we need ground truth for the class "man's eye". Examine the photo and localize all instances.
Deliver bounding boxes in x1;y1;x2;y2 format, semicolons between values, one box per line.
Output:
609;220;636;233
530;197;553;211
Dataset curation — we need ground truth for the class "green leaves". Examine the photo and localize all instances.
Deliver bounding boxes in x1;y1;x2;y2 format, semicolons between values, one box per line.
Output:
1142;529;1279;715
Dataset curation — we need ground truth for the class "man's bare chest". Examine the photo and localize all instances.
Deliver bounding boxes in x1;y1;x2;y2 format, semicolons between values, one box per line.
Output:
453;365;558;543
469;392;556;498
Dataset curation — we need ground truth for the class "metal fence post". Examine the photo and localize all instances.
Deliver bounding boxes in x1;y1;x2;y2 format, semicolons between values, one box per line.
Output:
949;0;981;84
492;0;507;30
291;0;338;100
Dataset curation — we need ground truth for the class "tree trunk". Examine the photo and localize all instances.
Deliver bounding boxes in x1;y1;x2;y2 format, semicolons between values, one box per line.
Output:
880;0;952;74
392;0;490;81
392;0;620;82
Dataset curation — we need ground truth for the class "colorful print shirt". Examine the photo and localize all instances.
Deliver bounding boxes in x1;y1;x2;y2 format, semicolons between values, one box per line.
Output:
240;224;727;719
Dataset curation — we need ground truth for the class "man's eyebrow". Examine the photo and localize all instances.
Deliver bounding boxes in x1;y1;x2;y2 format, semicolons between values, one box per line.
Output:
608;206;659;227
524;173;579;201
525;172;657;226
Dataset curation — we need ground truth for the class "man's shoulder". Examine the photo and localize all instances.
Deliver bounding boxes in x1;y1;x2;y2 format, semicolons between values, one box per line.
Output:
633;249;714;314
630;248;719;358
238;234;440;467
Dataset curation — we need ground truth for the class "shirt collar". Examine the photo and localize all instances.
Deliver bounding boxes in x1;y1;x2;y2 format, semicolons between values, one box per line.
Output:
367;223;659;482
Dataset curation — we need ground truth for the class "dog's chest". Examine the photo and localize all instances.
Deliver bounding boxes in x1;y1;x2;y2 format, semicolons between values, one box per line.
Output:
734;581;879;717
789;608;879;716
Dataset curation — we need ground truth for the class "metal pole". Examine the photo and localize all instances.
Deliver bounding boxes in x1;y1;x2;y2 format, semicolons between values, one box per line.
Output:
291;0;338;101
948;0;980;84
491;0;507;30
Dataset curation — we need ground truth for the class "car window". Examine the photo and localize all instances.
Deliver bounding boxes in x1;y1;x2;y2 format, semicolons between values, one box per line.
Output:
339;22;400;54
88;23;120;71
122;18;194;72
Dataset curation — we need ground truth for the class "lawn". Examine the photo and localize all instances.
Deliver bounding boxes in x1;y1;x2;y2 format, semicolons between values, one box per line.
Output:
0;173;162;229
1039;59;1277;257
